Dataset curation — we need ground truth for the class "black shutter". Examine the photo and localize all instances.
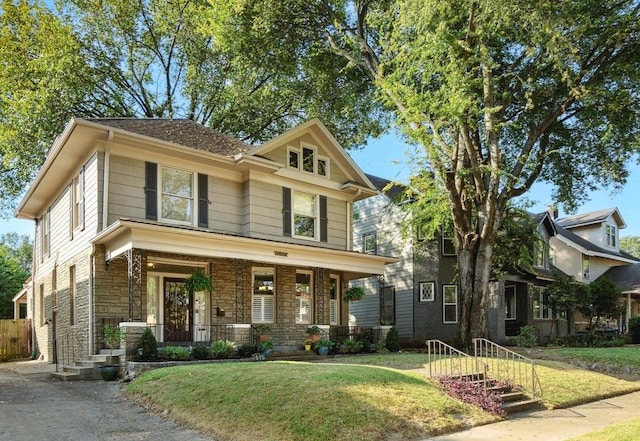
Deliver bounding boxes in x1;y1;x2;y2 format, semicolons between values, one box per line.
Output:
145;162;158;220
320;195;328;242
282;187;291;236
198;173;208;228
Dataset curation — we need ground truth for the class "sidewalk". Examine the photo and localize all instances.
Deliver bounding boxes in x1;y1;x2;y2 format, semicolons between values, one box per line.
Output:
426;390;640;440
0;359;57;377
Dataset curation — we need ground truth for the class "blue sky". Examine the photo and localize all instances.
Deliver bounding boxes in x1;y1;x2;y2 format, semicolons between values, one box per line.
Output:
2;131;639;239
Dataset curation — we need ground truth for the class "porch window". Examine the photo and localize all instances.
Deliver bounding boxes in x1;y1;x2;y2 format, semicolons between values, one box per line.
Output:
295;270;313;324
329;275;339;325
161;166;194;224
532;288;550;319
293;191;317;239
443;285;458;323
253;268;275;323
505;285;516;320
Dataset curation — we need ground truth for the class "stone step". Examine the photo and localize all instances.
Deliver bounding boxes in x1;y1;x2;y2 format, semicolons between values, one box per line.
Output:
501;391;525;402
51;371;81;381
501;398;542;414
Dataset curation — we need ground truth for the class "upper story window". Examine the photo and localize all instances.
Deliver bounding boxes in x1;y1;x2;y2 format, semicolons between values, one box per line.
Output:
441;228;456;256
41;209;50;260
443;285;458;323
533;243;549;268
161;167;194;224
363;232;377;254
72;168;85;233
605;224;616;247
582;254;590;279
293;191;317;239
288;144;329;178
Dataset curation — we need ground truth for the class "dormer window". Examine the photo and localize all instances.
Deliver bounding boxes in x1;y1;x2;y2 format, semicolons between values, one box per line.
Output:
287;144;329;178
534;243;549;268
605;224;616;247
582;254;590;279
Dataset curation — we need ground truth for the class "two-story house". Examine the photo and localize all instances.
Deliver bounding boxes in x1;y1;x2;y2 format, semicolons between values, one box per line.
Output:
15;118;396;362
550;208;640;331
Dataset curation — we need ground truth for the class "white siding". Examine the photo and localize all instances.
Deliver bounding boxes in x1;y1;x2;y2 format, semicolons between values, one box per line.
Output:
108;155;145;224
210;176;243;234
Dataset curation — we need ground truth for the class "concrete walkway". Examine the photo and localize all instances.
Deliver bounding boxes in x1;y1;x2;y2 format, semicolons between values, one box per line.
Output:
2;359;639;441
427;391;640;440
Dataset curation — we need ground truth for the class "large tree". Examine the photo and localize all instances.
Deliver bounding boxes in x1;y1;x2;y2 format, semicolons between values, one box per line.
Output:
620;236;640;258
214;0;640;347
0;234;31;318
0;0;385;214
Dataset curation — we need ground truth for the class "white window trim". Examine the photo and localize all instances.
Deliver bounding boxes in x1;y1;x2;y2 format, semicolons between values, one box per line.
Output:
158;165;197;226
317;155;330;178
286;143;329;179
292;190;319;241
287;145;300;170
363;232;376;254
441;230;456;256
582;254;590;279
532;287;551;320
295;270;314;325
605;224;616;247
252;267;275;324
443;285;458;324
419;281;435;302
329;274;340;325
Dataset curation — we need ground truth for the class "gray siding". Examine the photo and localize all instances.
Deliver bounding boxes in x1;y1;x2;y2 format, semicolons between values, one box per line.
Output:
108;155;146;224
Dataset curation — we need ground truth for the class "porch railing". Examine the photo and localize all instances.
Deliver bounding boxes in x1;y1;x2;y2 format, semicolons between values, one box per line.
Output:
426;339;488;385
55;327;88;372
473;338;543;398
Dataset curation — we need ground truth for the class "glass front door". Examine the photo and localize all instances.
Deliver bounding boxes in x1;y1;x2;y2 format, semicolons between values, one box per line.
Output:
164;278;192;343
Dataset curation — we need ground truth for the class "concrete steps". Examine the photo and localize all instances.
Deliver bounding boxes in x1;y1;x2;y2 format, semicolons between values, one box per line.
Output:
50;355;117;381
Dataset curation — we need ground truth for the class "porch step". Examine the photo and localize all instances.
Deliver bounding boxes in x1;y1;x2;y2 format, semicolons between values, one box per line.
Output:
50;359;106;381
501;398;542;414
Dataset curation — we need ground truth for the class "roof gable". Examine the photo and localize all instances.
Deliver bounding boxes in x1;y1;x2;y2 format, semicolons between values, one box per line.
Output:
556;207;627;230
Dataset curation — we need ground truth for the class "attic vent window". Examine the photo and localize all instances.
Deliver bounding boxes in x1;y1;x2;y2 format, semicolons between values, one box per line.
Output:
287;144;329;178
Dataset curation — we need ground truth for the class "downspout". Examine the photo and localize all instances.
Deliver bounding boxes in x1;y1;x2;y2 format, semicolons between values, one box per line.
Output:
102;130;113;231
88;248;95;355
347;188;362;250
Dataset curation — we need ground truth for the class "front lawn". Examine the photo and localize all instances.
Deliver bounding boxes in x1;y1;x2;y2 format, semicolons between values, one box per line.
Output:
125;361;496;441
568;416;640;441
544;347;640;368
125;350;640;440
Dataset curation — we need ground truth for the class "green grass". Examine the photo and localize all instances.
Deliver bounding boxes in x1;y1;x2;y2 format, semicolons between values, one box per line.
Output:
125;350;640;441
125;360;496;441
567;417;640;441
546;347;640;368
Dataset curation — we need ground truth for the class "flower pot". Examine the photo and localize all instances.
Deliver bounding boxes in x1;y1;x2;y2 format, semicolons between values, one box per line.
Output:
99;365;119;381
304;344;311;351
317;346;329;356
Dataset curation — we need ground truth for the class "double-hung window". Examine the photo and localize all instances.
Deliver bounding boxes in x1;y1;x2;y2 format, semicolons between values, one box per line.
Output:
443;285;458;323
72;167;85;232
442;228;456;256
582;254;590;279
532;288;550;319
252;268;275;323
295;271;313;324
605;225;616;247
293;191;317;239
161;167;194;224
329;275;339;325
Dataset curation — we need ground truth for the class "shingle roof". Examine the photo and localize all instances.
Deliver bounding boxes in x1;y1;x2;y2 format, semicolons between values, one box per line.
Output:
85;118;253;156
365;173;406;201
553;223;640;261
600;263;640;293
556;208;622;229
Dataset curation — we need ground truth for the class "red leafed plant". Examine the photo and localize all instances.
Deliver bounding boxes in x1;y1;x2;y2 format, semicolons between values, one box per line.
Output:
438;376;506;417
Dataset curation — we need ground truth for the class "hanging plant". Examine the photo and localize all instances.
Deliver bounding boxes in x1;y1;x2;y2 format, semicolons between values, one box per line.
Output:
184;268;213;293
344;286;366;302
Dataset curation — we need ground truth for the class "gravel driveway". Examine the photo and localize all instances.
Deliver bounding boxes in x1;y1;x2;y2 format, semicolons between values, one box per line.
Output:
0;366;215;441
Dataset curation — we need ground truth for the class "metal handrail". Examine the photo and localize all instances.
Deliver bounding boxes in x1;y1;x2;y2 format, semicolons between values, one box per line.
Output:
426;339;488;386
473;338;543;398
55;327;88;372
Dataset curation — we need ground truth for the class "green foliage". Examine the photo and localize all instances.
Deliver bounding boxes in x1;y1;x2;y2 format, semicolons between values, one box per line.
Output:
620;236;640;259
314;338;334;349
343;286;365;302
210;340;235;359
492;206;542;276
258;339;274;352
137;327;158;361
102;325;125;355
385;327;401;352
254;324;270;335
578;277;624;333
237;344;256;358
161;346;190;361
191;344;210;360
184;268;212;293
306;325;321;335
340;338;363;354
628;316;640;344
518;325;537;348
0;244;30;319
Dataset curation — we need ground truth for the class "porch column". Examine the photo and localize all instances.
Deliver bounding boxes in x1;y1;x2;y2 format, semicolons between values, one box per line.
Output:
126;249;144;321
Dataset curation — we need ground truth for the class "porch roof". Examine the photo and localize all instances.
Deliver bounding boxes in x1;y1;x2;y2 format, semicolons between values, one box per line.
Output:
92;219;397;281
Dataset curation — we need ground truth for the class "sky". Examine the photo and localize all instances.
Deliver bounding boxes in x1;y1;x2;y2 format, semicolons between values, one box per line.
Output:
1;131;639;239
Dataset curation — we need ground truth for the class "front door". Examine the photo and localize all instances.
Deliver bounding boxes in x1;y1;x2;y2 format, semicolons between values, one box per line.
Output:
164;278;192;343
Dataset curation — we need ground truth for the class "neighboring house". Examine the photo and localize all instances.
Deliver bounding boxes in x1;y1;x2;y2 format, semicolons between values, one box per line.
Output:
15;118;396;362
550;208;640;331
350;174;639;346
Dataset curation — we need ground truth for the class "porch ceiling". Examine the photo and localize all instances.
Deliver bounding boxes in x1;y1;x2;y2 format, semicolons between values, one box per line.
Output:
92;219;397;281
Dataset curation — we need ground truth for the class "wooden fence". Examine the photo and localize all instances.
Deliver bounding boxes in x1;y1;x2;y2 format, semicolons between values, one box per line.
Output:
0;319;32;361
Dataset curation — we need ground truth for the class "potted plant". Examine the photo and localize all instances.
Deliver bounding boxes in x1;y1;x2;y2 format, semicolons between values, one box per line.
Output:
258;338;274;357
315;338;334;356
254;324;271;343
307;325;322;342
184;268;213;293
344;286;366;302
100;325;125;381
303;338;314;351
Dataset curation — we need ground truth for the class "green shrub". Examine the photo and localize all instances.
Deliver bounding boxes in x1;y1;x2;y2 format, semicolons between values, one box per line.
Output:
237;344;256;358
385;327;401;352
191;344;210;360
340;338;363;354
629;316;640;344
210;340;236;359
373;341;388;353
518;325;537;347
137;327;157;361
161;345;190;360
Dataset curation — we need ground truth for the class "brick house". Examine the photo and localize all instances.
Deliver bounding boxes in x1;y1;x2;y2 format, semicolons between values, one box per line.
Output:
15;118;396;362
